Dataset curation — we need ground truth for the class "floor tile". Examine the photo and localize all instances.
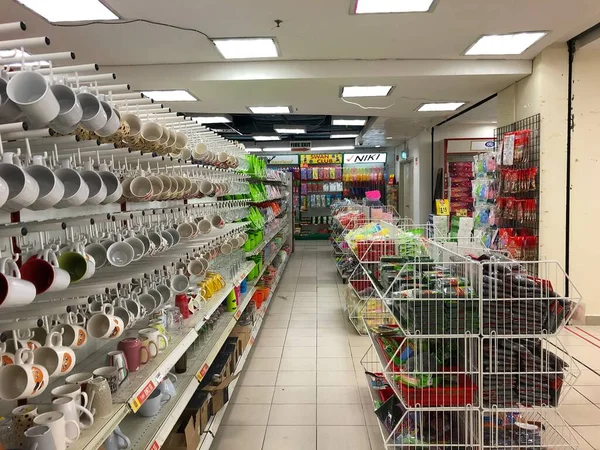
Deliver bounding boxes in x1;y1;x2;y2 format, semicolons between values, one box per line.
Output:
277;371;317;386
560;404;600;425
317;386;361;404
317;403;365;425
238;371;278;387
259;328;288;337
317;426;371;450
285;336;317;347
367;425;386;450
279;357;317;371
283;346;317;358
286;328;317;337
246;358;281;371
574;427;598;449
251;346;284;358
272;386;317;404
317;357;355;371
231;386;275;404
262;426;317;450
318;346;353;358
317;370;358;386
222;404;271;426
255;336;287;347
289;320;318;329
212;426;266;450
268;404;317;425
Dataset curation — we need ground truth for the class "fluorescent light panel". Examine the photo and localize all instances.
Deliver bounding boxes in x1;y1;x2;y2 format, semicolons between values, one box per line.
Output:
313;145;355;151
248;106;292;114
274;125;306;134
341;85;393;97
141;90;197;102
332;118;366;126
418;102;465;112
17;0;119;22
192;116;231;124
354;0;435;14
331;133;359;139
213;38;279;59
466;32;547;55
253;135;281;141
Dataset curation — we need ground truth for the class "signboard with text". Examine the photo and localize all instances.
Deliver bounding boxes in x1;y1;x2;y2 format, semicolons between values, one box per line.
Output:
291;141;312;152
344;153;387;164
267;154;299;165
300;154;343;165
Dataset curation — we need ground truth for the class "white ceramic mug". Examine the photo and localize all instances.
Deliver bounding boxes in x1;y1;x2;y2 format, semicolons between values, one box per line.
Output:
21;249;70;294
54;159;89;208
50;84;83;127
0;152;40;212
85;242;108;269
86;304;124;339
0;348;49;401
52;312;88;349
0;257;36;308
51;396;94;431
211;214;225;229
98;163;122;204
24;155;65;211
0;77;23;122
78;92;107;131
34;411;80;450
174;132;188;150
170;269;189;294
121;113;142;145
80;161;107;206
33;331;76;378
139;328;168;351
6;71;60;124
124;236;145;261
107;240;135;267
95;102;120;137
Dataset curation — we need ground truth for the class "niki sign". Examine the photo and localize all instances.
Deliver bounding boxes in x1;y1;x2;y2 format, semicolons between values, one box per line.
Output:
344;153;387;164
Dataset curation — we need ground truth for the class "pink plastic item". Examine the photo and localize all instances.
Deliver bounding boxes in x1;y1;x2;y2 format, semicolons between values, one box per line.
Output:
366;190;381;201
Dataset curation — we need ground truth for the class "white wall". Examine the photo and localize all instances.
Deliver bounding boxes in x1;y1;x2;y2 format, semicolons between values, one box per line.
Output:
406;130;433;223
571;46;600;319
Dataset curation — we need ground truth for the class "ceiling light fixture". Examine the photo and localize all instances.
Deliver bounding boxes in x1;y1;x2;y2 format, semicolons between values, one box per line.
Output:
465;32;547;55
141;90;198;102
16;0;119;22
386;137;393;140
341;86;393;98
248;106;292;114
313;145;356;151
354;0;435;14
417;102;465;112
192;116;232;124
253;135;281;142
274;125;306;134
331;133;359;139
332;118;367;126
262;147;292;152
213;38;279;59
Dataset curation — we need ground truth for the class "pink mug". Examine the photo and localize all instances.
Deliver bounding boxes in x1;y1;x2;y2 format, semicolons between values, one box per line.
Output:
117;338;155;372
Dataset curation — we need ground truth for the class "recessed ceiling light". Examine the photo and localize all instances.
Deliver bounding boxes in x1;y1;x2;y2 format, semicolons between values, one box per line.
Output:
341;86;393;98
141;90;198;102
274;125;306;134
16;0;119;22
313;145;355;151
417;102;465;112
465;32;547;55
0;49;49;67
248;106;292;114
354;0;435;14
332;118;367;126
192;116;231;124
386;137;393;140
253;135;281;142
262;147;292;152
376;145;382;148
213;38;279;59
331;133;359;139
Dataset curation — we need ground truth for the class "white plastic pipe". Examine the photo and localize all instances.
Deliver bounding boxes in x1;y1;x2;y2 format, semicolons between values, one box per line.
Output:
0;51;75;64
0;36;50;50
110;98;153;106
32;63;99;75
0;128;51;141
0;122;27;133
95;84;130;93
64;73;116;83
0;22;27;35
110;93;147;101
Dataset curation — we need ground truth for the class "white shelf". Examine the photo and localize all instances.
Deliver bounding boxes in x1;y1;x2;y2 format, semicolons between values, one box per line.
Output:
198;255;290;450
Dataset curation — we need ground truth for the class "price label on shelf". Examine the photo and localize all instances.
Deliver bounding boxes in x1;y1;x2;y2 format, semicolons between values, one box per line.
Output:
196;363;210;382
456;209;468;217
249;336;255;347
130;381;156;412
148;441;160;450
234;309;242;320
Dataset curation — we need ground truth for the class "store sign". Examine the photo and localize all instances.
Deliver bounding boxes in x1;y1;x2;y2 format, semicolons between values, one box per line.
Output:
344;153;387;164
471;140;495;152
267;154;299;165
291;141;312;152
300;154;343;164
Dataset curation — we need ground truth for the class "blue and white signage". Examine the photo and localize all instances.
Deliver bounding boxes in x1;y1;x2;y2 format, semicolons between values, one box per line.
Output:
344;153;387;164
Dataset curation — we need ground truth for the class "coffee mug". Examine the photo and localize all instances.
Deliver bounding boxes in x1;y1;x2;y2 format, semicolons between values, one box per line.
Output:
57;242;95;283
0;348;49;401
158;372;177;398
85;377;113;418
136;389;171;417
106;350;129;384
86;304;124;339
24;425;57;450
211;214;225;229
33;331;76;378
78;92;107;131
80;161;107;206
24;155;65;211
51;396;94;431
51;314;87;349
139;328;168;351
170;270;189;294
0;152;40;212
85;242;108;269
96;101;120;137
0;77;23;122
139;337;159;364
103;426;131;450
22;249;70;294
54;159;89;208
50;84;83;127
51;383;88;408
99;163;123;205
106;240;135;267
177;222;196;240
121;113;142;146
33;411;80;450
93;366;120;394
64;372;94;390
6;71;60;124
12;405;38;448
0;341;15;366
0;256;36;308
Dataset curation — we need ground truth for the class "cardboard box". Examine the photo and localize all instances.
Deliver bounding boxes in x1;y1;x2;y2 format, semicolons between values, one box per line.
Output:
230;324;251;351
202;373;239;416
163;409;202;450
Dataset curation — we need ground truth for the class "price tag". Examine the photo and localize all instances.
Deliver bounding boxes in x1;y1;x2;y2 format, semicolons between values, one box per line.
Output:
130;381;156;412
435;199;450;216
249;336;255;346
196;363;210;382
234;309;242;320
148;441;160;450
456;209;468;217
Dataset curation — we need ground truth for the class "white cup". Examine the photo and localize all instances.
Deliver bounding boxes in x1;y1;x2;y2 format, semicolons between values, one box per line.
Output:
54;159;89;208
51;383;88;407
51;396;94;431
187;260;206;277
211;214;225;229
192;142;208;161
159;126;170;146
146;175;164;200
174;132;188;150
85;242;107;269
33;331;76;378
124;236;145;261
33;411;80;450
6;71;60;124
177;222;195;240
170;270;189;294
220;243;232;255
50;84;83;127
179;147;192;161
80;161;107;205
0;348;49;401
0;152;40;212
95;102;120;137
21;249;70;294
24;155;65;210
139;328;168;351
86;304;125;339
140;122;163;151
107;241;135;267
0;77;23;122
52;318;88;350
199;180;215;197
196;218;212;235
130;175;153;200
99;164;122;205
78;93;107;131
0;257;36;308
121;113;142;145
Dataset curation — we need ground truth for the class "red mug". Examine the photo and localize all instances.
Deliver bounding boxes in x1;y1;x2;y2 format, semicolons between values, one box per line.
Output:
117;338;152;372
175;294;191;319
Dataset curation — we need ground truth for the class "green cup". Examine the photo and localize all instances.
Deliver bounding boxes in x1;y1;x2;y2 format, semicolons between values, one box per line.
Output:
57;251;88;283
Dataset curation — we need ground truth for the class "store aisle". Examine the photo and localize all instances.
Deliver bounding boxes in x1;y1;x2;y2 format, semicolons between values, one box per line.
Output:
213;240;381;450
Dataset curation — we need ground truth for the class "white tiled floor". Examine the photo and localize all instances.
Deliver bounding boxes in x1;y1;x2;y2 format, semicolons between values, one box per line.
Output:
213;240;600;450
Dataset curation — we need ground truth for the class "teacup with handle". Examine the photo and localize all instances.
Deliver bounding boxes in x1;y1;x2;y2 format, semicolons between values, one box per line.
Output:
24;154;65;211
51;311;87;349
33;331;76;378
21;248;70;294
0;255;36;308
86;304;124;340
0;151;40;212
0;348;49;401
51;396;94;431
33;411;80;450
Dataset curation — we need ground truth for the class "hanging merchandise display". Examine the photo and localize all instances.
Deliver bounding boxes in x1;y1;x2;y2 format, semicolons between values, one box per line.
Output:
0;19;294;450
342;153;387;201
